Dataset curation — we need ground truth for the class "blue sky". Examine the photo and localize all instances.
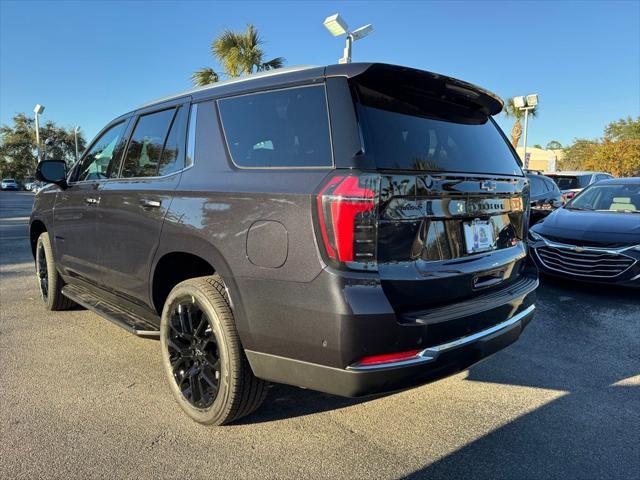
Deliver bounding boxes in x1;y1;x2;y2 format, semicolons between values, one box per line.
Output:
1;0;638;147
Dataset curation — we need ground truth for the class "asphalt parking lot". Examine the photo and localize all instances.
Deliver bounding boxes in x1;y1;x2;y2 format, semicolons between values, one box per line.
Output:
0;190;638;479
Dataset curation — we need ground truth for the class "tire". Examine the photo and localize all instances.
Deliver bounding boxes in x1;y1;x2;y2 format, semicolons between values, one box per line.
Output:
160;275;267;425
35;232;76;311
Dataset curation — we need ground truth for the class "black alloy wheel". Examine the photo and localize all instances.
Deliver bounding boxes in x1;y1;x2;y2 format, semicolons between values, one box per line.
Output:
160;275;267;425
167;299;221;409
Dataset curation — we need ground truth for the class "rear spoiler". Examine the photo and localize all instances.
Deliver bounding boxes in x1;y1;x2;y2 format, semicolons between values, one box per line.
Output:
326;63;504;118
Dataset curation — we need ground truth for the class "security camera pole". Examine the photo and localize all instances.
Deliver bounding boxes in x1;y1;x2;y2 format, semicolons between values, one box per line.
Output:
323;13;373;64
512;94;538;169
33;104;45;163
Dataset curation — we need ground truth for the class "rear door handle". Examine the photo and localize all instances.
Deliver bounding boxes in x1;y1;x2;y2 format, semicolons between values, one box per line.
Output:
85;197;100;205
140;199;161;208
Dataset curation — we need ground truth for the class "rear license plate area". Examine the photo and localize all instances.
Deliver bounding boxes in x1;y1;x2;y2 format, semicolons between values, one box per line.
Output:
463;219;496;254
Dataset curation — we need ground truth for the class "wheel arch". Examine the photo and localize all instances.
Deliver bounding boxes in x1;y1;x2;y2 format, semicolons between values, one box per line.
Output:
149;240;239;320
29;219;48;259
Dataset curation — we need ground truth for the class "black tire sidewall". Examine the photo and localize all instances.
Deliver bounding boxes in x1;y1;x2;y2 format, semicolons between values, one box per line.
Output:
36;233;55;310
160;282;234;425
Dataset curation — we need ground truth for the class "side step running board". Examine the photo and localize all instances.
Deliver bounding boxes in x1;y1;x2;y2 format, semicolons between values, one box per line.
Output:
62;284;160;338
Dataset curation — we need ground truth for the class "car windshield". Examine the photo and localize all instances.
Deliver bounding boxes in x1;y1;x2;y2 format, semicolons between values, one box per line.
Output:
3;178;16;182
550;175;591;190
567;184;640;212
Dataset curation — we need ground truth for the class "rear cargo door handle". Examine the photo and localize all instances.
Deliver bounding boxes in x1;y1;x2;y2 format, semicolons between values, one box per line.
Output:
140;199;161;208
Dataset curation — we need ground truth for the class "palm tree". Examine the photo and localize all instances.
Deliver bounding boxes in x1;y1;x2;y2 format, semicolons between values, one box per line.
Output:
192;24;285;86
503;97;538;149
191;68;219;86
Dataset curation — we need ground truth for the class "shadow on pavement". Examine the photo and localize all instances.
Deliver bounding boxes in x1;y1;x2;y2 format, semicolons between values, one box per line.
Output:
401;279;639;479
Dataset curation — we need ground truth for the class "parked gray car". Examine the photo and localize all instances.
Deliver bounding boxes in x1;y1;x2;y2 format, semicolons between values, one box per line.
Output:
31;63;538;425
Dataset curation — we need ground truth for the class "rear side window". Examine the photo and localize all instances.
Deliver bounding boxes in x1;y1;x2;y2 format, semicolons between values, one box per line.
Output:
121;108;182;178
218;85;333;168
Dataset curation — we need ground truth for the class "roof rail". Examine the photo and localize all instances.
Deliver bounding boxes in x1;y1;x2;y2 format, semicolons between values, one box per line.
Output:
137;65;320;109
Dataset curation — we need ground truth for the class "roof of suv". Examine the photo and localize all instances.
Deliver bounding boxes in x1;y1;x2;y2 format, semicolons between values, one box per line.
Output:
594;177;639;185
136;63;504;116
545;171;607;176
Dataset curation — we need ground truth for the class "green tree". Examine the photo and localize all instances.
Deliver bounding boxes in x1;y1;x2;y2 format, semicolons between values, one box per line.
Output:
546;140;562;150
191;68;219;87
560;139;599;171
502;97;538;149
0;113;85;180
584;139;640;177
192;24;285;86
604;116;640;142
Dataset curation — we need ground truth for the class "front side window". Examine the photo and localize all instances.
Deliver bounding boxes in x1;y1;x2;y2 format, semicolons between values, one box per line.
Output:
121;108;178;178
218;85;333;168
75;121;127;182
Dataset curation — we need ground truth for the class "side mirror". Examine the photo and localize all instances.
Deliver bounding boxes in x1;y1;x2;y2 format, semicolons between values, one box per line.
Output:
35;160;67;188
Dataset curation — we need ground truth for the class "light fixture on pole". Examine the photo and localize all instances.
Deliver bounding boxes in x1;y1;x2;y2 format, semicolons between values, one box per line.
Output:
513;94;538;168
74;126;80;162
33;104;45;163
323;13;373;64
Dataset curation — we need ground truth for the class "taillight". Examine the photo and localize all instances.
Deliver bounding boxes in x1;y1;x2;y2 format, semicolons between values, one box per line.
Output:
355;349;422;367
316;173;380;270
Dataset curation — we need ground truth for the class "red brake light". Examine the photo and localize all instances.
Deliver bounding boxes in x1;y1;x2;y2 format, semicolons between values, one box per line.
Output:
316;174;379;268
356;349;422;366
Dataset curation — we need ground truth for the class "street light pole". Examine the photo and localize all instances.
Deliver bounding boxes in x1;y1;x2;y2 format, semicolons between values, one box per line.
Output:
33;104;45;163
323;14;373;64
522;107;530;168
74;126;80;162
512;95;538;169
342;34;353;64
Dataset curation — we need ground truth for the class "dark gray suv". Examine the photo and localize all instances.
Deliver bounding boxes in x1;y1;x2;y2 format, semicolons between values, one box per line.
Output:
31;63;538;425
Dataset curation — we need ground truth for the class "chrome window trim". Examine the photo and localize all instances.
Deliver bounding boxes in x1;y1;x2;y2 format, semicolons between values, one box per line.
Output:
185;103;197;168
346;304;536;372
216;83;335;170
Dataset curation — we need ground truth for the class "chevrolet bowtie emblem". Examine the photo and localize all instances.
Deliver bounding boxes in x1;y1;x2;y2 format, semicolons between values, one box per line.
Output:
574;246;585;252
480;180;497;192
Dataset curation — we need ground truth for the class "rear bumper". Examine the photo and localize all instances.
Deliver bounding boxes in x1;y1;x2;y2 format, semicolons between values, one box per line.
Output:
246;304;535;397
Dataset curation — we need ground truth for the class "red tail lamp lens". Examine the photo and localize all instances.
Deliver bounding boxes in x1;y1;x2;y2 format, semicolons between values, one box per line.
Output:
316;174;378;265
357;349;422;366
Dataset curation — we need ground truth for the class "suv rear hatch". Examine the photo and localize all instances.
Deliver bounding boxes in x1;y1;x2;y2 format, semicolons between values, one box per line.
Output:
317;64;531;318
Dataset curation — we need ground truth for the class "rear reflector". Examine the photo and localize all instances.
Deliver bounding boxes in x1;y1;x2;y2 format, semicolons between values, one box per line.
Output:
356;349;422;366
316;173;379;269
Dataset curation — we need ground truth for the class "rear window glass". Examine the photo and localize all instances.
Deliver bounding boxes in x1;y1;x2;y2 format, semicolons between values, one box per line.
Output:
356;104;521;175
529;175;547;196
218;85;332;168
550;175;591;190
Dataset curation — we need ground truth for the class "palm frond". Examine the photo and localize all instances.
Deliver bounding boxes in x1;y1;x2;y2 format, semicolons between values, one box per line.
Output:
191;67;219;86
260;57;285;71
209;24;285;78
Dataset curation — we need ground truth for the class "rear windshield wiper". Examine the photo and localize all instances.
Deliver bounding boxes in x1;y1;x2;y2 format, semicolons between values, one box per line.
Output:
566;206;592;211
